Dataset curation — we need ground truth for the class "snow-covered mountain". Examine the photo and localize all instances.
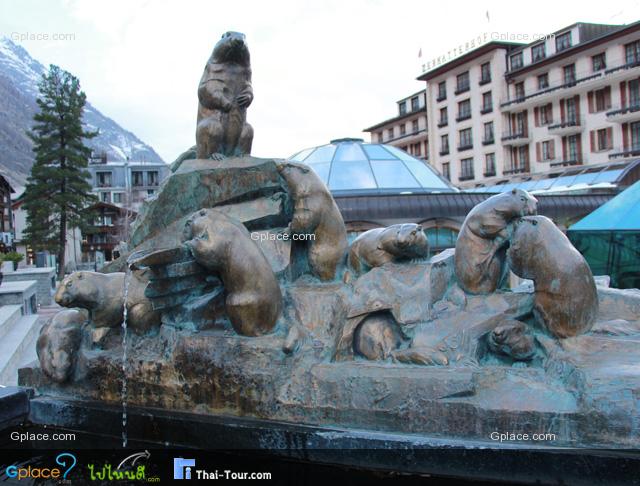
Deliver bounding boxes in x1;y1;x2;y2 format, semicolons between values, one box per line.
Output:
0;37;165;190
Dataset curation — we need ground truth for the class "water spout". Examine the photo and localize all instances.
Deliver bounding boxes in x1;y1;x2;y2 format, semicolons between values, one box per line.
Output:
121;266;133;448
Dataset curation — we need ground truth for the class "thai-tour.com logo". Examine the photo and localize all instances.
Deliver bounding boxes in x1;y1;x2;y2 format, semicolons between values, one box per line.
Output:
5;452;77;480
174;457;196;479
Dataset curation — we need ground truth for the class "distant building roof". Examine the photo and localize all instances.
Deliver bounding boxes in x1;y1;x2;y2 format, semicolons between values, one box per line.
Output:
289;138;455;196
568;179;640;231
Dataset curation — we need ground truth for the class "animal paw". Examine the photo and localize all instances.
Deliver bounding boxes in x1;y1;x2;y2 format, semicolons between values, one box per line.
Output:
391;346;449;366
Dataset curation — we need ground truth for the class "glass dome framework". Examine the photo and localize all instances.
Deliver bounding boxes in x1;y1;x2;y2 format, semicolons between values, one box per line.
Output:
289;138;456;195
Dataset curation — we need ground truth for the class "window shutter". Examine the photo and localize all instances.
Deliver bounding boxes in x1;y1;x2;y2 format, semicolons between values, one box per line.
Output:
622;122;629;149
548;103;553;124
590;131;596;152
620;81;627;107
560;99;565;122
606;127;613;149
574;95;580;118
605;86;612;109
587;91;594;113
536;142;541;161
550;140;555;159
534;107;540;126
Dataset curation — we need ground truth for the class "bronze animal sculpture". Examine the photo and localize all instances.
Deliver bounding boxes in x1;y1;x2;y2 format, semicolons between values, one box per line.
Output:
454;189;537;294
487;319;536;361
36;309;87;383
196;31;254;159
348;223;429;275
54;270;160;333
276;161;348;281
507;215;598;338
182;208;282;336
353;312;403;360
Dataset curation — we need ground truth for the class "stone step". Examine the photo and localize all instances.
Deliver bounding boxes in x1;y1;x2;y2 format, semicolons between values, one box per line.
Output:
0;305;23;342
0;315;41;386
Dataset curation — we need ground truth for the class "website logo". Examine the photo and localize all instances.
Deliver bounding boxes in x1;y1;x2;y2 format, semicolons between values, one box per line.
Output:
173;458;195;480
5;452;77;480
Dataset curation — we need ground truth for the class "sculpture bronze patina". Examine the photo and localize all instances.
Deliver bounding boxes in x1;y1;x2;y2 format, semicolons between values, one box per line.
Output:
196;31;254;160
22;31;640;452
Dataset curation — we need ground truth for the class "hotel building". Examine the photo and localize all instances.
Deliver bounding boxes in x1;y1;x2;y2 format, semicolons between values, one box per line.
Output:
411;21;640;189
363;90;429;160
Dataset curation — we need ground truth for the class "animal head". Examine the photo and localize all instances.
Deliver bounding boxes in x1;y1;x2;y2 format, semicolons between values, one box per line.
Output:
212;31;250;66
506;215;555;278
382;224;430;258
54;271;98;307
487;320;535;360
490;189;538;218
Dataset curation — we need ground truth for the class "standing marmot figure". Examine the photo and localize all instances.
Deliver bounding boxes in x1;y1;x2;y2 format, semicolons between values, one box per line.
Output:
507;216;598;338
37;309;88;383
182;208;282;336
348;223;429;275
455;189;537;294
196;31;254;159
276;161;348;281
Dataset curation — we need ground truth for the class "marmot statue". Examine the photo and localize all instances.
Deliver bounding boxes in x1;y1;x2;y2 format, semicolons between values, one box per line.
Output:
276;161;348;281
487;319;536;361
507;215;598;338
348;223;429;275
454;189;537;294
182;208;282;336
36;308;88;383
196;31;254;159
54;270;160;333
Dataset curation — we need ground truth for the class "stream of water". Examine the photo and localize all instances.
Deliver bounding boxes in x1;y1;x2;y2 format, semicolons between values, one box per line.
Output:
121;267;132;448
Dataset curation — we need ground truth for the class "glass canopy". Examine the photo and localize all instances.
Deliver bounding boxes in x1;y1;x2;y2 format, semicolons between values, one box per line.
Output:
289;138;455;194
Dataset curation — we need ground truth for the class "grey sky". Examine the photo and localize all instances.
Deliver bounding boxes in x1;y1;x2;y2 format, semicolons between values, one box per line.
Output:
1;0;638;162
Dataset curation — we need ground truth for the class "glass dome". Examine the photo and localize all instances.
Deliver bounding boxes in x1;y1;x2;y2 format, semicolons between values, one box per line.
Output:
289;138;456;195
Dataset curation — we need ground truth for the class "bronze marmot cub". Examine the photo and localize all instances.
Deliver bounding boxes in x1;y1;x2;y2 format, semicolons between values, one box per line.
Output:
196;31;254;159
183;208;282;336
455;189;537;294
507;216;598;338
487;319;536;361
276;161;348;281
348;223;429;275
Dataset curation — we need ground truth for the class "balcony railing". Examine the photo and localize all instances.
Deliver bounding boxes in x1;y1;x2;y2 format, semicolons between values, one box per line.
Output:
501;130;528;141
609;146;640;159
458;173;475;181
548;118;581;130
480;105;493;114
457;143;473;152
437;120;448;128
479;76;491;86
501;59;640;109
436;94;446;102
503;166;529;175
483;169;496;177
482;137;495;146
454;84;470;95
456;113;472;122
606;102;640;122
439;148;450;156
550;159;581;168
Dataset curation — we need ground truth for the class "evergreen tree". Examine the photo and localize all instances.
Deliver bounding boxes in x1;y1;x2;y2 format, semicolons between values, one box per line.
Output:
23;64;97;279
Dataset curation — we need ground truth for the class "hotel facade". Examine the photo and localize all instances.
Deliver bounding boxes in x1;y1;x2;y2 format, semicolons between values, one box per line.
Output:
363;90;429;161
377;21;640;189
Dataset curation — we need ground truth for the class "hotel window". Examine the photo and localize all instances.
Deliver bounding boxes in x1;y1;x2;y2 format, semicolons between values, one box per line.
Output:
539;103;552;125
460;158;474;180
531;43;546;62
399;101;407;115
480;62;491;83
566;134;579;161
510;52;523;70
625;40;640;65
411;96;420;111
592;53;606;72
555;31;572;52
514;82;525;100
377;132;383;143
541;140;554;161
441;162;450;180
387;128;394;140
147;171;159;186
458;99;471;120
456;71;470;93
483;122;494;143
132;171;143;187
594;128;612;151
412;119;419;133
440;134;449;154
592;87;611;112
96;172;112;187
459;128;473;149
565;97;578;124
113;192;123;204
563;64;576;85
400;124;406;136
439;107;448;126
629;79;640;107
437;81;447;101
101;192;110;203
537;73;549;90
481;92;492;112
518;145;529;168
630;121;640;149
484;153;496;174
412;142;422;155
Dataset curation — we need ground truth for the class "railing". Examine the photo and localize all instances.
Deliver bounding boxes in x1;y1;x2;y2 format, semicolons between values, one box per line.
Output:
609;146;640;159
482;137;495;145
439;148;450;156
457;143;473;151
480;105;493;114
459;173;475;181
437;120;448;128
436;94;446;102
606;102;640;118
550;159;581;167
503;166;529;175
483;169;496;177
479;76;491;86
548;117;583;130
456;113;472;122
501;59;640;109
454;84;470;95
501;130;528;141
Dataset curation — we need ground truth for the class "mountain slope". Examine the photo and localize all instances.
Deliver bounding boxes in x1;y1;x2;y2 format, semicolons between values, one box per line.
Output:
0;37;164;189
